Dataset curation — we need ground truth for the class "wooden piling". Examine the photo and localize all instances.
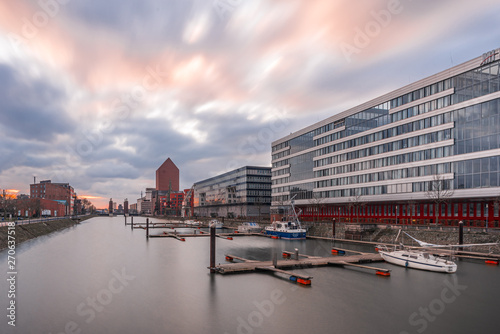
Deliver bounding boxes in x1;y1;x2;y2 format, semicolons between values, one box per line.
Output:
459;221;464;251
146;218;149;239
210;225;216;273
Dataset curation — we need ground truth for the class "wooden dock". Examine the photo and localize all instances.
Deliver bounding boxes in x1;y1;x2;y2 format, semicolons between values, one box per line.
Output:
217;252;390;284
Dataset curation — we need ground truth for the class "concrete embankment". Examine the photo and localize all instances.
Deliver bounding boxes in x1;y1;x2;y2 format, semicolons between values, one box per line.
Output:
304;221;500;253
0;216;94;251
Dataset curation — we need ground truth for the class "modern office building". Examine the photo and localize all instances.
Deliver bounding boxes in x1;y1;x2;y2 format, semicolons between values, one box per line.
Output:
193;166;272;218
156;158;180;192
271;48;500;227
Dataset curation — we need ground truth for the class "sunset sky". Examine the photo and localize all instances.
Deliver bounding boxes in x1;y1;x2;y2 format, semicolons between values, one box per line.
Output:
1;0;500;208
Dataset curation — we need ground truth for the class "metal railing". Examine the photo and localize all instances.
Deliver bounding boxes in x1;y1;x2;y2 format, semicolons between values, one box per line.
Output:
0;214;91;227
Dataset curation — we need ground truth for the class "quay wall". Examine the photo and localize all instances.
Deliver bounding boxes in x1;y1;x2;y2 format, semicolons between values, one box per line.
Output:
0;216;94;251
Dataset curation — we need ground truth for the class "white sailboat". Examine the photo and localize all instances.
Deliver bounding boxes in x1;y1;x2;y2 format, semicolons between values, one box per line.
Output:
377;245;457;273
377;231;498;273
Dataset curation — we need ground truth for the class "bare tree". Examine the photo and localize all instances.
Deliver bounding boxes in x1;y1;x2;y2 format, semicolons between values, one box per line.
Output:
348;192;365;224
425;174;454;225
271;195;288;221
308;193;325;222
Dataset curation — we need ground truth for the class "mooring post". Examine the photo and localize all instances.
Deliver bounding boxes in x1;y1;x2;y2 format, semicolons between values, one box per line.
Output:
459;220;464;251
146;218;149;239
124;215;127;225
131;216;133;225
210;224;216;273
273;251;277;268
332;218;336;239
131;215;134;230
294;248;299;260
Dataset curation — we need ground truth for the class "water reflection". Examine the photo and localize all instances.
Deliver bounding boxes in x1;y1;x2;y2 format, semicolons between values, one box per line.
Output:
0;217;498;334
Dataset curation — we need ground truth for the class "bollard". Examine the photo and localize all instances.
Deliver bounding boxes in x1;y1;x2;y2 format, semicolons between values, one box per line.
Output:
210;225;216;273
332;218;336;239
458;220;463;252
294;248;299;260
146;218;149;239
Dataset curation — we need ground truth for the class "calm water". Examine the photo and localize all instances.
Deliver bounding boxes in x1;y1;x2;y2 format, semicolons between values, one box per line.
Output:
1;217;499;334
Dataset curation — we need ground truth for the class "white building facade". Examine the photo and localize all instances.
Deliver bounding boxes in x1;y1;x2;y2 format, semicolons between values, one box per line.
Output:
271;48;500;227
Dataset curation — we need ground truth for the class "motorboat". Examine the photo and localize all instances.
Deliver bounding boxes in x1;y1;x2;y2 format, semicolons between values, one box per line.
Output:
265;195;306;240
265;220;306;239
184;220;200;226
238;222;262;233
209;219;223;229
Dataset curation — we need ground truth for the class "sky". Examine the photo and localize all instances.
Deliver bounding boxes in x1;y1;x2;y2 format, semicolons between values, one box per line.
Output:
1;0;500;208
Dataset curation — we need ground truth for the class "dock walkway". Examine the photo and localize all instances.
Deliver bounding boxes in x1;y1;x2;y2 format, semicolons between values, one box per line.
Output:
217;253;385;274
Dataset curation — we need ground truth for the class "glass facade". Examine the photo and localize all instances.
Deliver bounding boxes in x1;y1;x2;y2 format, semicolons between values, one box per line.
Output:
271;49;500;225
194;166;271;218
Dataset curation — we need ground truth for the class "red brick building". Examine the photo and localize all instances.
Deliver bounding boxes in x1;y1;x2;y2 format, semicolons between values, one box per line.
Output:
30;180;74;215
156;158;179;192
158;191;184;216
9;197;66;218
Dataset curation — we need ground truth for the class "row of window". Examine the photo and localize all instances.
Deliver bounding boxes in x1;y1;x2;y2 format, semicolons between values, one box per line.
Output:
273;158;289;168
272;150;290;161
315;163;451;189
315;179;453;199
272;167;290;177
272;182;314;194
391;78;453;109
314;92;453;148
316;129;452;172
302;201;499;219
271;195;290;203
315;144;453;179
314;111;453;156
272;176;289;185
313;119;345;137
272;141;289;152
248;168;271;175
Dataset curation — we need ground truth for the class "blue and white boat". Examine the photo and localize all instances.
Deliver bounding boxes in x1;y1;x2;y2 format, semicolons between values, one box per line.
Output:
265;196;306;240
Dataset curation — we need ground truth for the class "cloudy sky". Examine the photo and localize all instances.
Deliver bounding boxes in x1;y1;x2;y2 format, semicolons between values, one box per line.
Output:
1;0;500;208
